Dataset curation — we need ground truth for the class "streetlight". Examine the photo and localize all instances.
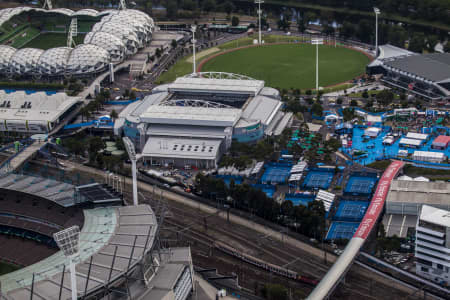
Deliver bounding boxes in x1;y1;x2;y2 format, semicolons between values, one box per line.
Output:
255;0;264;45
374;7;380;57
312;38;323;92
54;226;80;300
191;25;197;74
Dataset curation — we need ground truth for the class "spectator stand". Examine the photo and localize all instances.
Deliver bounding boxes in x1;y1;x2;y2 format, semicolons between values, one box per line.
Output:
344;172;378;199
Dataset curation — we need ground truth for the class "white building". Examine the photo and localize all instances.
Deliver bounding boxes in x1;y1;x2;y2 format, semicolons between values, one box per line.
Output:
115;72;290;169
415;205;450;286
0;90;81;133
413;151;446;163
364;127;381;138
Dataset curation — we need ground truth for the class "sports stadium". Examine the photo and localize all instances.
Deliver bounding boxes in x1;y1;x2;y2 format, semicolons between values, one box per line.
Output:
0;171;193;299
0;5;154;77
115;72;292;168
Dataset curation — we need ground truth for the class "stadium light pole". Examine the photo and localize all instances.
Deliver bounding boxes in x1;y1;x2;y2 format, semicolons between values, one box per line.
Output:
191;25;197;74
255;0;264;45
374;7;380;57
54;226;80;300
123;137;140;206
312;38;323;92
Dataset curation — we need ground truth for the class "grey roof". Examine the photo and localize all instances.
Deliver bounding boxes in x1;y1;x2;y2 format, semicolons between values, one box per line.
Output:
147;124;227;139
241;95;282;126
168;77;265;96
2;205;157;299
383;53;450;83
387;180;450;206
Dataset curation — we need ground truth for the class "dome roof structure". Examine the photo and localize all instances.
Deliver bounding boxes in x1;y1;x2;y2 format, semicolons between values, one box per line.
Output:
38;47;72;76
66;44;110;75
84;31;126;62
0;45;16;73
92;21;141;54
10;48;44;75
73;9;99;17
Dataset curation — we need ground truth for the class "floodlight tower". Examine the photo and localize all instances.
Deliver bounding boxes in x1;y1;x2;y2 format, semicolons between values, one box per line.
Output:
67;18;78;48
119;0;127;10
123;137;140;206
255;0;264;45
374;7;380;57
191;25;197;74
54;226;80;300
311;38;323;92
43;0;53;10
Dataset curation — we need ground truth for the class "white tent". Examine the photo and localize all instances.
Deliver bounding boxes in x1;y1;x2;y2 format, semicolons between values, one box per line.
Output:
413;151;445;163
414;176;430;182
398;175;413;181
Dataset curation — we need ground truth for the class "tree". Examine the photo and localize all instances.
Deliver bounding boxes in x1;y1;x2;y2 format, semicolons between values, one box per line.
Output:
362;91;369;98
376;90;394;106
203;0;216;13
350;99;358;107
231;16;239;26
311;102;323;116
110;109;118;122
262;284;288;300
171;39;178;49
166;0;178;19
223;1;234;15
409;33;426;53
155;48;162;58
336;97;343;105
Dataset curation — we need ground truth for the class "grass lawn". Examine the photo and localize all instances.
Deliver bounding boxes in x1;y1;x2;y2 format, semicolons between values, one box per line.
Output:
0;261;20;276
21;33;86;50
201;44;369;90
9;26;40;48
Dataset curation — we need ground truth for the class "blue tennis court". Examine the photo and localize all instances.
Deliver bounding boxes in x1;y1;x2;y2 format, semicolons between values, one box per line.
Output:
333;200;368;222
326;222;360;240
251;184;276;198
344;174;377;196
285;193;315;206
260;163;292;184
302;170;334;189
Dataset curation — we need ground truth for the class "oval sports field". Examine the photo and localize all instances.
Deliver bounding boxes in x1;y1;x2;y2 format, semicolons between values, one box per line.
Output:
199;44;371;90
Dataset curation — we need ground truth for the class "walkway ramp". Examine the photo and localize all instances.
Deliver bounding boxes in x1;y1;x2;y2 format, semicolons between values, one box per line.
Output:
0;141;47;173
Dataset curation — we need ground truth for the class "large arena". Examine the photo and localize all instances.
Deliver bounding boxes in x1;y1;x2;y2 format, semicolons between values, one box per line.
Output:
0;172;194;299
115;72;292;168
0;5;154;77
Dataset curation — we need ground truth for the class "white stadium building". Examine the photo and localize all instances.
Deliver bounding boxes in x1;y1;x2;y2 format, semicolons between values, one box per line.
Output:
115;72;292;169
0;7;154;77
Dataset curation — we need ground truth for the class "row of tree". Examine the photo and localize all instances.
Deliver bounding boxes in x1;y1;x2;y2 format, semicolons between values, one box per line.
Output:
195;173;326;240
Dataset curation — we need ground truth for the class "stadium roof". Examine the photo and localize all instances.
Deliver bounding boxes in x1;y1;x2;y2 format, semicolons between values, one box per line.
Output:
1;205;157;299
387;180;450;206
420;205;450;228
383;53;450;83
0;91;80;124
168;77;265;96
147;124;227;139
140;105;241;127
241;96;283;126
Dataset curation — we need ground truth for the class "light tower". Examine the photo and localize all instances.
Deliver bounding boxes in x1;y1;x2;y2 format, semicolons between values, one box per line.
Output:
255;0;264;45
43;0;53;10
311;38;323;92
67;18;78;48
123;137;140;206
191;25;197;74
119;0;127;10
53;226;80;300
374;7;380;57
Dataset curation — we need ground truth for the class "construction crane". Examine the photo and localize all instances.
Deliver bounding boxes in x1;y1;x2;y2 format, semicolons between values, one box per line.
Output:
67;18;78;48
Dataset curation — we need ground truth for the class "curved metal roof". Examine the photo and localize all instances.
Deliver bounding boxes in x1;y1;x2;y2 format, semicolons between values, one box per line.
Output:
38;47;72;76
10;48;44;75
67;44;110;75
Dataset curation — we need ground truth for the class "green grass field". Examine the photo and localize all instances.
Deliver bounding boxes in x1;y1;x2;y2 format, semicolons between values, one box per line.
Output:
8;26;40;48
201;44;370;90
21;33;86;50
0;261;20;276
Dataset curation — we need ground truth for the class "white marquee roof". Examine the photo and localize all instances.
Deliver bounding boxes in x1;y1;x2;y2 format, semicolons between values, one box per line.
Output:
169;77;265;96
